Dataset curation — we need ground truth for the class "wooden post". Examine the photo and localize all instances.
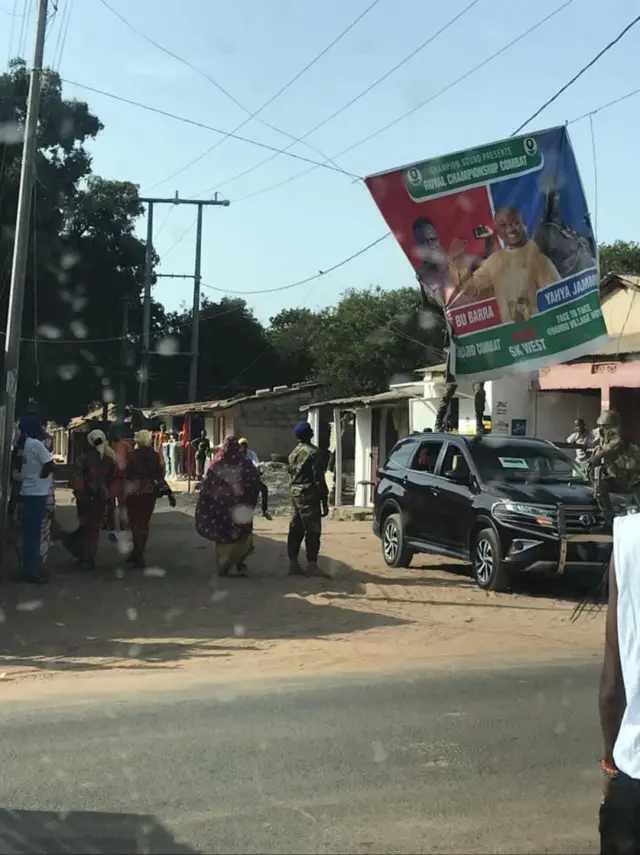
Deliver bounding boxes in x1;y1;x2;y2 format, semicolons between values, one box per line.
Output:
332;407;342;507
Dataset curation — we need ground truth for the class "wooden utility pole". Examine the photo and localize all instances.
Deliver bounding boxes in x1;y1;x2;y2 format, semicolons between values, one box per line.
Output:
0;0;49;566
137;193;229;409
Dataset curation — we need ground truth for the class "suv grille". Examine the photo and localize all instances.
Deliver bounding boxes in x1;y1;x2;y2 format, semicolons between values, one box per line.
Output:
556;505;608;535
492;503;607;538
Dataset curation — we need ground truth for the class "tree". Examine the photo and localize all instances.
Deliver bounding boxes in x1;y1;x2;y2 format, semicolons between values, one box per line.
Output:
307;286;445;399
599;241;640;277
267;307;318;385
0;60;151;424
148;296;281;406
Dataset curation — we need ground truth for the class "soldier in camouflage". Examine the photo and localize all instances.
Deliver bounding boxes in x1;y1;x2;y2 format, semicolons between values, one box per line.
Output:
586;410;640;518
434;371;486;435
287;420;330;577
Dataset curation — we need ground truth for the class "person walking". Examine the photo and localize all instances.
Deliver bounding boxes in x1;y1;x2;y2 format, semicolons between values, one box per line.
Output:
124;429;175;569
191;430;211;480
64;429;118;570
195;436;260;577
11;414;55;584
287;421;330;577
238;438;272;520
599;512;640;853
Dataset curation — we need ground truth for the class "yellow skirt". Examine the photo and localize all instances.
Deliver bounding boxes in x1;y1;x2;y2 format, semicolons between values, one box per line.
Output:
216;534;253;575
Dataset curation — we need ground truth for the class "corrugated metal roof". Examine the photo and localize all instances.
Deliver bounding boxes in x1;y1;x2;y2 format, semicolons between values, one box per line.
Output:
301;384;424;411
593;332;640;357
150;382;321;418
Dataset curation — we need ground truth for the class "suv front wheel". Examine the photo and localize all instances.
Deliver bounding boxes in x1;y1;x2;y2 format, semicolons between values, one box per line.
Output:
381;513;413;568
472;527;509;591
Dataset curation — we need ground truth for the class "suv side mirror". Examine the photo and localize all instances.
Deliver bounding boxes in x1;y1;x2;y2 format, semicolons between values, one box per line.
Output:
444;468;469;485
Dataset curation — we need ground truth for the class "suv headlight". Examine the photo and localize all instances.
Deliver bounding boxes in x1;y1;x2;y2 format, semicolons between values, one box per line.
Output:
492;502;554;527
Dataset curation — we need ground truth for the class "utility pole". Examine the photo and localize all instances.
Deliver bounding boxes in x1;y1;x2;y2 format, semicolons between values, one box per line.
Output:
188;203;204;403
117;296;130;425
0;0;48;564
139;201;154;408
137;193;229;408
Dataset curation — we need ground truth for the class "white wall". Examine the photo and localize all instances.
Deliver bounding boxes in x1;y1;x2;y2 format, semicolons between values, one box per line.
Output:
354;408;373;506
307;407;320;443
489;374;535;437
409;396;437;432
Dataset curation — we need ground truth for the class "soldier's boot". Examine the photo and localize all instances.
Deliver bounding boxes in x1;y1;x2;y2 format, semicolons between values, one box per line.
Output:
307;560;332;579
288;558;306;576
434;383;457;432
473;382;487;435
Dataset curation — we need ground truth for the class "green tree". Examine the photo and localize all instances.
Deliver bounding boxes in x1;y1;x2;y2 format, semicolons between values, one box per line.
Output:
267;307;318;385
308;286;445;398
599;241;640;277
0;60;151;424
148;296;281;405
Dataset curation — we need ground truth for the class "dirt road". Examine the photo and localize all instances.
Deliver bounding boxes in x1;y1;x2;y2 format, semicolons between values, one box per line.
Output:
0;491;605;686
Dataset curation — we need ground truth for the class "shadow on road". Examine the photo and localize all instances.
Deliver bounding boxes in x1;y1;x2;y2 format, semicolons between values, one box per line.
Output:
0;808;195;854
0;506;409;676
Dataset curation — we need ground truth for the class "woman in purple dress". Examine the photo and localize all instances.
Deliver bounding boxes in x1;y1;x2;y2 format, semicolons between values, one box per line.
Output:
195;436;260;576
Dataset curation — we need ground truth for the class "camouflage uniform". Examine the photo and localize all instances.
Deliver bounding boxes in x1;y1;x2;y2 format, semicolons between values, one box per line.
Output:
287;440;328;565
434;355;486;434
587;410;640;518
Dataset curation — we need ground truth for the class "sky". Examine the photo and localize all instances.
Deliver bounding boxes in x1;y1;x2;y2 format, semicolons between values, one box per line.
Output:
2;0;640;325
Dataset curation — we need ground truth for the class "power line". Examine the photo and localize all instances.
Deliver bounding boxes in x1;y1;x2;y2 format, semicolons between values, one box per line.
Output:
228;0;574;206
60;77;362;180
139;0;383;193
98;0;379;192
196;0;483;197
200;233;390;296
511;13;640;136
568;87;640;124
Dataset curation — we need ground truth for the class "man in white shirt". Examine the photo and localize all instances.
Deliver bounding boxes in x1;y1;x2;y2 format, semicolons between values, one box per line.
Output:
239;438;272;520
567;418;593;466
12;414;54;583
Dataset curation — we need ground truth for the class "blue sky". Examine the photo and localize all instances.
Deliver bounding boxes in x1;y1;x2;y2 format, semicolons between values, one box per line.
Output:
3;0;639;323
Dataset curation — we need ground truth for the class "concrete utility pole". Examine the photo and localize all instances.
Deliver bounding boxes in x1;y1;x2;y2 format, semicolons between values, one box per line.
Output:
0;0;48;565
137;193;229;409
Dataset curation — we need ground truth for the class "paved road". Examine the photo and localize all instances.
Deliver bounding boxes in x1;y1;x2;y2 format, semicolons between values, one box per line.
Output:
0;662;602;854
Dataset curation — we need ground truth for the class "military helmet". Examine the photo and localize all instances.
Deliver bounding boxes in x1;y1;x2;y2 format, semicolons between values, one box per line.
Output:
596;409;621;428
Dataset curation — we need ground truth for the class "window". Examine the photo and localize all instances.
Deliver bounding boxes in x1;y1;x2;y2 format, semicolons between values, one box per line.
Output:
410;440;444;474
385;439;417;470
440;444;470;477
470;440;587;482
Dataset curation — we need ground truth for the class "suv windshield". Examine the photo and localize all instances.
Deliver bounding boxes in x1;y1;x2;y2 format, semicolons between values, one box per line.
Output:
469;441;587;483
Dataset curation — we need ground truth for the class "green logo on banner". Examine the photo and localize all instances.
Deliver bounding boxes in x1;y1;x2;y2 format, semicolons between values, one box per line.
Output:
403;136;543;201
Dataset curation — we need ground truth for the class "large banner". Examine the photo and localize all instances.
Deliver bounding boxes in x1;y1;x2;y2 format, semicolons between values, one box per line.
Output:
365;127;608;380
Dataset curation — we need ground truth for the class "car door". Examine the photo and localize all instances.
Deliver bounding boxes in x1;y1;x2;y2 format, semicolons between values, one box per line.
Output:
432;441;476;552
403;438;446;542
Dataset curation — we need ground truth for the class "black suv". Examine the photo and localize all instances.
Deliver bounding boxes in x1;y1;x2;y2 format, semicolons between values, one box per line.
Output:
373;433;612;591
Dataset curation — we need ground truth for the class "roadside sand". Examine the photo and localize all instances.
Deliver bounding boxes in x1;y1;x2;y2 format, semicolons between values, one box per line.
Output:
0;491;605;687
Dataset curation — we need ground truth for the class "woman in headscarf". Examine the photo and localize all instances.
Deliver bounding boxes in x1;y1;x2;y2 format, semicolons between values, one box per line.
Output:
105;424;132;541
10;414;55;583
195;435;260;577
123;429;175;568
63;428;118;569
